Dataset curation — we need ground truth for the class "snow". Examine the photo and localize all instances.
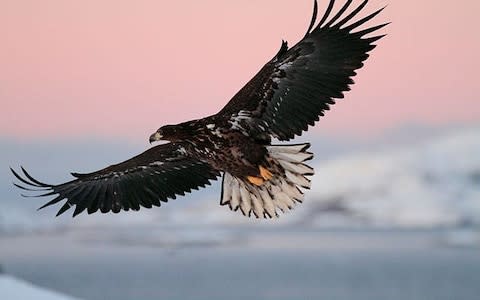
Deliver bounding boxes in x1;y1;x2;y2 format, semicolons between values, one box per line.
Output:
0;275;79;300
1;127;479;233
305;127;480;228
176;127;480;229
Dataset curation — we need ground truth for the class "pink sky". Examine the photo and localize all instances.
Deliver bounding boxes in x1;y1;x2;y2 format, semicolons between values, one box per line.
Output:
1;0;479;141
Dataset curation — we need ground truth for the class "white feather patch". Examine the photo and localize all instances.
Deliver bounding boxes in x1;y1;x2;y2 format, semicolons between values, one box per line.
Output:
257;188;277;218
267;144;308;154
220;143;314;219
220;173;233;205
230;179;241;211
278;160;314;175
275;191;296;209
250;192;264;218
273;151;313;163
285;170;311;189
280;179;303;201
239;184;252;216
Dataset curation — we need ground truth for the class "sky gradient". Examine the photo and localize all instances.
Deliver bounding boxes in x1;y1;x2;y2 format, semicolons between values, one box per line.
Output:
1;0;479;141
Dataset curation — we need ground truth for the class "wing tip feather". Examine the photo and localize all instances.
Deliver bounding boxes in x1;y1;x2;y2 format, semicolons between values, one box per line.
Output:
316;0;336;28
303;0;319;38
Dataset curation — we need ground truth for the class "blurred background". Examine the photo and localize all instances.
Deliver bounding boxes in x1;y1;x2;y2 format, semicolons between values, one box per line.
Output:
1;0;479;299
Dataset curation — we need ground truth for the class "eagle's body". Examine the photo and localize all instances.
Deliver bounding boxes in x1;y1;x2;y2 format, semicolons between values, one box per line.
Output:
12;0;387;218
153;116;270;178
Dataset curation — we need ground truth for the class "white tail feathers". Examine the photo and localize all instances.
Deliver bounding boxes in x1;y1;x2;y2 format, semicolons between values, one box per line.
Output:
220;143;314;218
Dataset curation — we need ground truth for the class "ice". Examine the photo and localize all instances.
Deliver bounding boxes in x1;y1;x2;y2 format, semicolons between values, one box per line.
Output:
0;275;79;300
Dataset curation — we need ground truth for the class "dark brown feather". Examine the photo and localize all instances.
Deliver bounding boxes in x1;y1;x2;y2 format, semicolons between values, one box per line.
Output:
218;0;387;141
12;143;220;217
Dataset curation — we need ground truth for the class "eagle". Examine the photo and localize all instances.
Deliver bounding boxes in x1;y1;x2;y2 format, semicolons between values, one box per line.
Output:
11;0;387;219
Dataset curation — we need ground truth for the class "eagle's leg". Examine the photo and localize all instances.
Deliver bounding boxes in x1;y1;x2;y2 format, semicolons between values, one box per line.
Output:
246;165;273;186
259;165;273;180
247;176;264;186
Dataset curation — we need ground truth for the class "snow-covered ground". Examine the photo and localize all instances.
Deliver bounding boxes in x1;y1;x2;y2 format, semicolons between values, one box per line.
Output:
1;127;479;233
172;127;480;228
304;127;480;228
0;275;79;300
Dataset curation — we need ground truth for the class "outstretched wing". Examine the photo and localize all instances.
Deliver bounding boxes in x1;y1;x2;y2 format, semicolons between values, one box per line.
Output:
11;143;220;217
218;0;388;141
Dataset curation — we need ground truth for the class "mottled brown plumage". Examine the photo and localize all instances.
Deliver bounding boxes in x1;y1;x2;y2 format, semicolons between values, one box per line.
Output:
11;0;387;218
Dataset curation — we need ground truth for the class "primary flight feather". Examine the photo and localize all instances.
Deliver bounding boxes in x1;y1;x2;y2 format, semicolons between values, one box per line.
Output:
12;0;387;218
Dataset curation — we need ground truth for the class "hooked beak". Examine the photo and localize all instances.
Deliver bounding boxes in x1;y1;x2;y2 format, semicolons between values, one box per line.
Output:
149;131;163;144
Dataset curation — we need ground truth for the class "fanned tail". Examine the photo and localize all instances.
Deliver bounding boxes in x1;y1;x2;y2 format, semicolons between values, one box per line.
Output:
220;143;314;218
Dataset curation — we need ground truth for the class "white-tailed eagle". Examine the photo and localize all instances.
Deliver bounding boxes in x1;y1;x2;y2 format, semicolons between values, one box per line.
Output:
12;0;387;218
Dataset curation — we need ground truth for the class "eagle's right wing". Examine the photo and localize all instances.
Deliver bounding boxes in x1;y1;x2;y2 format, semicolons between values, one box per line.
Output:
218;0;387;141
11;143;220;217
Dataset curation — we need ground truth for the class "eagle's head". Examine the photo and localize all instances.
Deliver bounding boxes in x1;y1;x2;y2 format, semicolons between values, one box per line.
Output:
149;123;194;143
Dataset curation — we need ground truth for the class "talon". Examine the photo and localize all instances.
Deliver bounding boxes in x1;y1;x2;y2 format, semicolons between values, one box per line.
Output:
247;176;264;186
259;165;273;180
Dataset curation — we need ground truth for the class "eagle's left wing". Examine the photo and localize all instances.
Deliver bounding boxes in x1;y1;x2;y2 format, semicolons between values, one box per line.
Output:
11;143;220;217
218;0;387;141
